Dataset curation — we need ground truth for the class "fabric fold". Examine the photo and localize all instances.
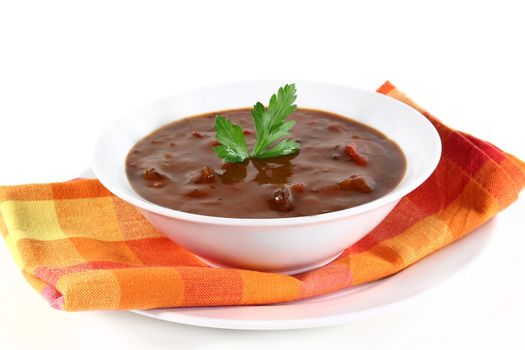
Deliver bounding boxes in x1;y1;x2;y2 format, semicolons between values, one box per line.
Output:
0;81;523;311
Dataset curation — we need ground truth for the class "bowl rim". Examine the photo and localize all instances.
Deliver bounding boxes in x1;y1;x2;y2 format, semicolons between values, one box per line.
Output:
92;80;442;227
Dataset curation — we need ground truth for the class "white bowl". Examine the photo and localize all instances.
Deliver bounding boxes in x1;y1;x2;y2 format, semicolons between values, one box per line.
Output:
93;81;441;275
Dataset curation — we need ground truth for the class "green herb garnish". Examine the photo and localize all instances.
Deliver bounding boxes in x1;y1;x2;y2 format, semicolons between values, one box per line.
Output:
214;84;300;163
214;115;250;163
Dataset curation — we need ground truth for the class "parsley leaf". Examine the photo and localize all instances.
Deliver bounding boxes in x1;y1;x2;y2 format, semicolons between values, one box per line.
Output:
251;84;299;158
213;84;300;163
213;115;249;163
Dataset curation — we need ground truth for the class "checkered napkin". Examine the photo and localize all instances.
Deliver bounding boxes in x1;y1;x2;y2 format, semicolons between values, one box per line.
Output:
1;82;523;311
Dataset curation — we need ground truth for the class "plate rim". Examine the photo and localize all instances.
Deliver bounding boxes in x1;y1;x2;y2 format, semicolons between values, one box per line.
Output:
129;218;495;330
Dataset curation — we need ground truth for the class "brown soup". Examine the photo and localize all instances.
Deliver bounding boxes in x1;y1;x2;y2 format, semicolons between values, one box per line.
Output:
126;108;406;218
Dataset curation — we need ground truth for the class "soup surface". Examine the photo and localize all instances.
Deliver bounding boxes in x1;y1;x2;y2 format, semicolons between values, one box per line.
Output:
126;108;406;218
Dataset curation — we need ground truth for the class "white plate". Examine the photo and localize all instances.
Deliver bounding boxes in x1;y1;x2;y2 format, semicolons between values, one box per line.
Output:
131;219;494;330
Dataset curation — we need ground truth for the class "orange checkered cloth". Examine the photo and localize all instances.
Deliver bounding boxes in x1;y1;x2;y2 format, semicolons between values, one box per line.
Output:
1;82;524;311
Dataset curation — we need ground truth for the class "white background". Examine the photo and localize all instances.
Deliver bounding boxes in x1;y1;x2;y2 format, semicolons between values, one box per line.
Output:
0;1;524;349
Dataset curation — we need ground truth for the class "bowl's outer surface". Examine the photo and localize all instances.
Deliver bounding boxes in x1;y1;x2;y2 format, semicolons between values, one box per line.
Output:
139;201;398;274
92;81;441;273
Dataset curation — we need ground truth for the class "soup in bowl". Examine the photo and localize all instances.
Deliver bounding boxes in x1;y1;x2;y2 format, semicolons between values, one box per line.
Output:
93;81;441;274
